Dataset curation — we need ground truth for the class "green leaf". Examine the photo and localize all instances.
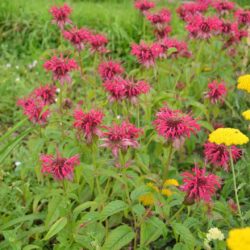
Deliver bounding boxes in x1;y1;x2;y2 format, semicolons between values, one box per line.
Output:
102;225;135;250
99;200;128;222
172;223;195;250
44;217;67;241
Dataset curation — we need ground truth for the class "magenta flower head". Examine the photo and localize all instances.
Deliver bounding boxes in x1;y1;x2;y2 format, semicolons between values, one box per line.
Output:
153;107;200;148
176;2;208;21
146;8;171;31
131;41;163;68
186;15;221;39
134;0;155;14
98;61;124;81
73;109;104;144
33;84;57;105
63;27;91;51
40;152;80;181
88;33;108;54
234;9;250;26
204;142;242;171
43;54;78;84
17;97;50;125
101;121;142;157
49;3;72;29
159;38;192;58
180;165;221;204
205;80;227;104
103;76;150;103
211;0;235;14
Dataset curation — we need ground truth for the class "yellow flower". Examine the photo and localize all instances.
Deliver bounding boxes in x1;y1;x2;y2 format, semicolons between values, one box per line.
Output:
208;128;249;146
161;188;173;197
139;193;154;206
242;110;250;121
237;74;250;93
147;182;159;192
164;179;179;187
227;227;250;250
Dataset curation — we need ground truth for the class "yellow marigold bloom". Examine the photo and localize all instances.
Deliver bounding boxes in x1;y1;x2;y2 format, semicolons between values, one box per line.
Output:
161;188;173;197
164;179;179;187
139;193;154;206
227;227;250;250
208;128;249;146
237;74;250;93
147;182;159;192
242;110;250;121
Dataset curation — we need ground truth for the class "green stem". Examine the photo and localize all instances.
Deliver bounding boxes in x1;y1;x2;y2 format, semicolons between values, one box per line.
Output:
169;205;185;223
162;144;174;186
229;148;244;225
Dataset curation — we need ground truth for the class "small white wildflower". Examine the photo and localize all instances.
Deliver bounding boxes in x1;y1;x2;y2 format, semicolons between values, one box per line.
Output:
15;77;20;82
56;88;60;93
16;65;19;69
15;161;22;167
6;63;11;68
117;115;121;119
55;98;58;102
206;227;224;241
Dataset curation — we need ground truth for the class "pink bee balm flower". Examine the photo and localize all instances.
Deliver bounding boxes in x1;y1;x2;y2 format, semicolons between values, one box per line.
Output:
73;109;104;144
186;15;221;39
88;34;108;54
101;121;142;157
176;2;208;21
43;55;78;84
33;84;57;105
17;97;50;125
134;0;155;13
98;61;124;81
154;25;172;39
153;107;200;148
49;4;72;29
218;21;238;35
205;81;227;104
63;27;91;51
181;166;221;203
211;0;235;14
147;8;171;31
103;77;127;102
159;38;192;58
40;152;80;180
234;9;250;26
204;142;242;171
131;41;163;68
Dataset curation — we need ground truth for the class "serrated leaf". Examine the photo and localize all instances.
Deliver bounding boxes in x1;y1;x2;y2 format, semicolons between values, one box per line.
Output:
102;225;135;250
44;217;67;240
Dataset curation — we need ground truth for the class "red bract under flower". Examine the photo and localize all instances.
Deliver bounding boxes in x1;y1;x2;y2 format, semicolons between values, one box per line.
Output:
73;109;104;144
153;107;200;147
40;152;80;180
33;84;57;105
211;0;235;14
98;61;124;81
223;28;248;48
131;42;163;68
101;121;142;157
63;27;91;51
181;166;221;203
205;81;227;104
177;2;208;21
134;0;155;13
147;8;171;30
234;9;250;26
103;77;150;103
154;26;172;39
88;34;108;54
186;15;221;39
204;142;242;171
49;4;72;29
17;97;50;125
43;55;78;84
159;38;192;58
